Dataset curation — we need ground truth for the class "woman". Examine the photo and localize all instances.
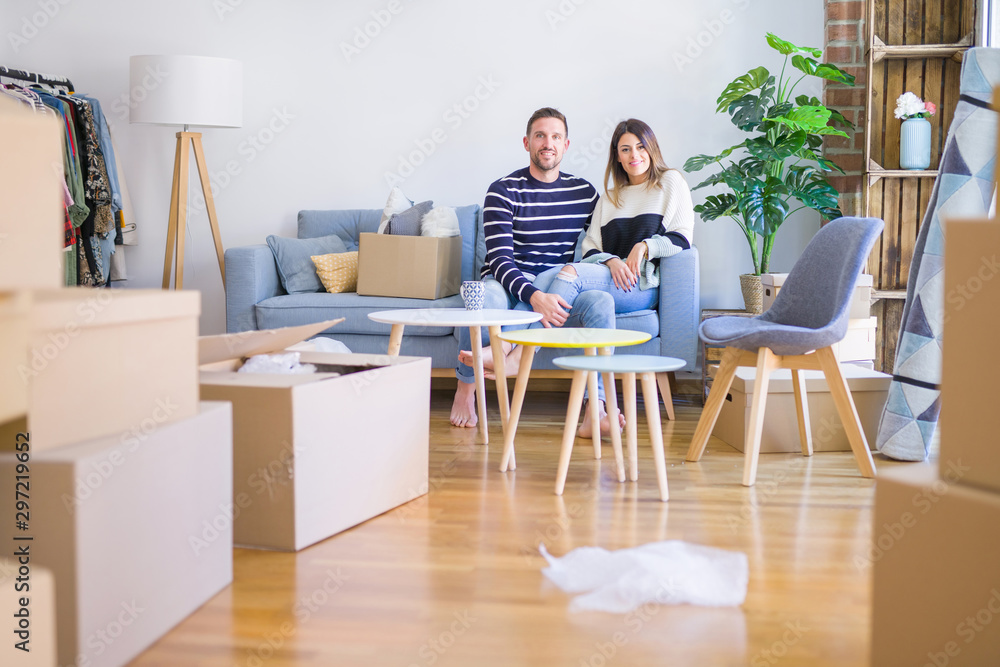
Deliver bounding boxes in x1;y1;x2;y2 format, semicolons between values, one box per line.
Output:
541;118;694;312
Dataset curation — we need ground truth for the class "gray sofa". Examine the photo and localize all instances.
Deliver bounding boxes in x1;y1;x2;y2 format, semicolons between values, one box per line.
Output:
225;206;700;372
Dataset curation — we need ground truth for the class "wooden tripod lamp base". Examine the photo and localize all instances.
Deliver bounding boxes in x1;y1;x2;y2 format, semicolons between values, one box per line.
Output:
162;131;227;290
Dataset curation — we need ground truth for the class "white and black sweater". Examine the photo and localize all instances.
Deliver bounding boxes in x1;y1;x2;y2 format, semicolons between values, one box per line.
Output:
581;169;694;291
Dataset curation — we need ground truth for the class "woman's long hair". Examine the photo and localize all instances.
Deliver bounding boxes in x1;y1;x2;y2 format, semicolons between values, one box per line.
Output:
603;119;670;208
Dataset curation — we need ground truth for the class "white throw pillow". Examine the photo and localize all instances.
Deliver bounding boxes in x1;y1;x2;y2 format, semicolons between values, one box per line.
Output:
378;186;412;234
420;205;460;237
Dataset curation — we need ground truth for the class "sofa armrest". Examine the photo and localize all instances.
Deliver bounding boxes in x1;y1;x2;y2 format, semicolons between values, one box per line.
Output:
225;244;282;333
657;247;700;371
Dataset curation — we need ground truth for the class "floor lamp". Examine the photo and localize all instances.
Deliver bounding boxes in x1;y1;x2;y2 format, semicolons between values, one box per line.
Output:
129;55;243;290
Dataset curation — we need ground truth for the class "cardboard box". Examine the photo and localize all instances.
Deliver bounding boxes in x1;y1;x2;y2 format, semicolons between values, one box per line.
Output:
199;320;430;551
762;272;873;319
940;218;1000;494
0;402;233;667
829;316;877;362
0;288;200;453
0;291;31;425
357;232;461;299
711;365;890;452
0;558;56;666
871;464;1000;667
0;96;64;290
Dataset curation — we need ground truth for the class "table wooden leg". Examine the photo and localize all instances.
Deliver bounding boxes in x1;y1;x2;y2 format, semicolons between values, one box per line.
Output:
470;325;489;445
488;325;510;433
623;372;639;482
555;369;588;495
655;372;676;421
584;347;600;459
387;324;404;356
499;344;536;472
641;372;669;502
599;347;624;483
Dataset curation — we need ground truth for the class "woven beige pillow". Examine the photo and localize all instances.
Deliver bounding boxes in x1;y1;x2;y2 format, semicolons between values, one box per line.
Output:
311;251;359;293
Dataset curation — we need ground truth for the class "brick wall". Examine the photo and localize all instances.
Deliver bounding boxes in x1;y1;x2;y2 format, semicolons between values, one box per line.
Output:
823;0;867;216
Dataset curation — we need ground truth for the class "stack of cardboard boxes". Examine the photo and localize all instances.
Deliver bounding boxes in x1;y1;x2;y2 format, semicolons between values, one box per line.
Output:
0;96;233;667
870;218;1000;665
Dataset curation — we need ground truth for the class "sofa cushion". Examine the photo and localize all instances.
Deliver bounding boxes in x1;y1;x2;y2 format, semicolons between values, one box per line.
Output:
614;309;660;339
312;251;359;293
379;186;412;233
266;234;347;294
255;292;464;336
298;210;383;250
386;200;433;236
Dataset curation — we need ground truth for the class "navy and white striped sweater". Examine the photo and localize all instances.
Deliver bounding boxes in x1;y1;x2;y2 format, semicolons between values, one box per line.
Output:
481;167;598;303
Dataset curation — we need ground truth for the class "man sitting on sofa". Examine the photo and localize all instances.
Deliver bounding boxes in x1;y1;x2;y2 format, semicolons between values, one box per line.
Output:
451;107;619;437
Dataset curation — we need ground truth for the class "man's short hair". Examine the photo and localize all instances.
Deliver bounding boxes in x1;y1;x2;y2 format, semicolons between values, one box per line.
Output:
526;107;568;137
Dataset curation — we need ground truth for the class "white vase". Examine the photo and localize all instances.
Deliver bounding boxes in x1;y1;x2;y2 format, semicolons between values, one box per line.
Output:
900;117;931;170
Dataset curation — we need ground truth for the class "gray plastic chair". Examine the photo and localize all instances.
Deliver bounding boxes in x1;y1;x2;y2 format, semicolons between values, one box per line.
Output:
686;217;885;486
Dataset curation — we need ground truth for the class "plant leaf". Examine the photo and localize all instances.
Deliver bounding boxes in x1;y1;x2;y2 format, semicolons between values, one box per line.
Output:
684;154;719;172
716;67;772;113
769;105;849;137
789;178;842;214
729;90;774;131
790;55;856;85
691;171;729;190
693;193;738;221
746;131;806;162
740;176;789;237
766;33;822;57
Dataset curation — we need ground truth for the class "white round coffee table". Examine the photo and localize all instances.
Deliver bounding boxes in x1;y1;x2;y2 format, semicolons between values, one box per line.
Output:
368;308;542;445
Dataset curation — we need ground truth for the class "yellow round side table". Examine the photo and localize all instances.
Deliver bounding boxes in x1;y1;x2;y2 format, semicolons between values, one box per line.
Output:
495;328;651;474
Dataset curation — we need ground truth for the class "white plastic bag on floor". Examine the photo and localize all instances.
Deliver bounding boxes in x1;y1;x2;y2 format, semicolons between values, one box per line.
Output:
238;352;316;374
539;541;748;613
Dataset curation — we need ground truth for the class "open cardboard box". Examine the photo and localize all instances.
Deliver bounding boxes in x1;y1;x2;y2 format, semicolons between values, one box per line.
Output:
356;232;461;299
0;291;31;425
199;319;431;551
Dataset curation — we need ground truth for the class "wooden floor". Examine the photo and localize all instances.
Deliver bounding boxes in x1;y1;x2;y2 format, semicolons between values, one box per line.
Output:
131;389;908;667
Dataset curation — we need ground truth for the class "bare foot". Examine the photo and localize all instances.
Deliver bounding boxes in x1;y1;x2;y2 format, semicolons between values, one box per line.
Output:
577;400;626;439
458;342;521;379
450;381;478;428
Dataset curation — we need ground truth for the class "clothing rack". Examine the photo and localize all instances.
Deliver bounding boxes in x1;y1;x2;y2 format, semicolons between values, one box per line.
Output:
0;66;74;93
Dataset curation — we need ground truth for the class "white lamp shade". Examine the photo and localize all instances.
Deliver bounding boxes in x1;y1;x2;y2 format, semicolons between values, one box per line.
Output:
129;55;242;128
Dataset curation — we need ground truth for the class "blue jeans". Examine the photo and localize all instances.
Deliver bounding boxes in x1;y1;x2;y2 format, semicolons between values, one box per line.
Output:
541;262;658;313
455;275;615;402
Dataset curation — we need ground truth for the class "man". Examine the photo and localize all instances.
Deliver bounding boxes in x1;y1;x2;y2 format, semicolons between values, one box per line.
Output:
450;107;618;437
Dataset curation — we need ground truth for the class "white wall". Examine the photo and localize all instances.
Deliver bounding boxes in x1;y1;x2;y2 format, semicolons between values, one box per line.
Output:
2;0;824;334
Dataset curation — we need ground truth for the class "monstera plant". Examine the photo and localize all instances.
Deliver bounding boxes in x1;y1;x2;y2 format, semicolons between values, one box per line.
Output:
684;33;855;285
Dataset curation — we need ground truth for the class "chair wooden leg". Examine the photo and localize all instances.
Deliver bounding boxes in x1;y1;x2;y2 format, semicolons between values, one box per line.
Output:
655;372;676;421
687;347;742;462
599;348;625;482
555;370;588;495
641;372;669;501
815;347;877;479
743;348;780;487
584;347;601;458
499;345;537;472
791;368;813;457
623;372;639;482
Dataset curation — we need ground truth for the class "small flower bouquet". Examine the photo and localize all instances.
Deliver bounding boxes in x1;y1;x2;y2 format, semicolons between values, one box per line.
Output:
894;92;937;120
